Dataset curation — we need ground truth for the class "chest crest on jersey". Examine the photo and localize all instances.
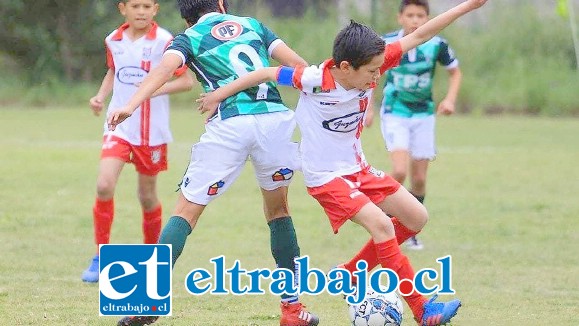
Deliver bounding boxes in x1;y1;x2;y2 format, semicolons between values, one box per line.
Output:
211;21;243;40
142;47;152;59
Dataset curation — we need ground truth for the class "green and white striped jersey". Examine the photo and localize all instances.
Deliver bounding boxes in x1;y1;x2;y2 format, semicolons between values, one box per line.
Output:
167;13;287;120
380;30;458;117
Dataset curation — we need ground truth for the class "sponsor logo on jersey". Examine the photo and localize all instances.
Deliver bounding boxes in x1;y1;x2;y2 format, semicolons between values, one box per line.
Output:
319;101;339;106
117;66;148;85
322;111;365;133
272;168;294;182
207;180;225;196
211;21;243;41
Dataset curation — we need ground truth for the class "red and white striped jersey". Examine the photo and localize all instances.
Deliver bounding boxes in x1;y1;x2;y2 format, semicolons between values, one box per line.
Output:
103;22;179;146
286;42;403;187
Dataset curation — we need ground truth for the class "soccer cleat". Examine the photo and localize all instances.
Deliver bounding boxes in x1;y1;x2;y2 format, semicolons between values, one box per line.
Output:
405;236;424;250
81;255;99;283
419;295;461;326
280;302;319;326
117;316;159;326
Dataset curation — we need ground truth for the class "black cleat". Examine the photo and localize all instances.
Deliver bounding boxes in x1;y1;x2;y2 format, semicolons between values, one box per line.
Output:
117;316;159;326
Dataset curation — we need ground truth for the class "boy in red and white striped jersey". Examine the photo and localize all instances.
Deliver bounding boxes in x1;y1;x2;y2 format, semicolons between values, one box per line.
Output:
82;0;193;283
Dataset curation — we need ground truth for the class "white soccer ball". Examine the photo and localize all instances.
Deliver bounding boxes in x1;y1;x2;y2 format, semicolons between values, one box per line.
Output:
348;287;404;326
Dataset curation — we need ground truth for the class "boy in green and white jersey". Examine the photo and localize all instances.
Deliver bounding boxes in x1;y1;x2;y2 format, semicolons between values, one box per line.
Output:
369;0;463;250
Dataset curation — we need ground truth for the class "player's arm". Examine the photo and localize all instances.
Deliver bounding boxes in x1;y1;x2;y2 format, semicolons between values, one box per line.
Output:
197;67;282;120
270;42;308;67
89;68;114;116
398;0;487;53
364;90;379;127
107;53;182;130
150;69;195;97
437;66;462;115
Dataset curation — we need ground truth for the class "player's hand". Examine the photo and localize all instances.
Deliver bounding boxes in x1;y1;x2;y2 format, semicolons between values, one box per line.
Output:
465;0;487;10
437;98;455;116
107;107;133;131
89;96;104;116
196;92;221;123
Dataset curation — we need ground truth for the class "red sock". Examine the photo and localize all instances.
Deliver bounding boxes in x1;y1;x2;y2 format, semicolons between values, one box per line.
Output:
374;238;427;320
93;198;114;252
391;216;418;244
143;205;162;244
343;238;379;281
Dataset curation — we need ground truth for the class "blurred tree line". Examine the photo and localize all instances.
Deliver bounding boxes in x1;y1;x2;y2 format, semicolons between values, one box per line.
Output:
2;0;578;116
0;0;331;85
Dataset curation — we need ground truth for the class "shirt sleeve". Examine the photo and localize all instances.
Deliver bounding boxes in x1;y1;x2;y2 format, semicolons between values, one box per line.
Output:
379;41;403;74
437;38;459;69
105;42;114;70
253;18;280;51
164;37;188;76
165;33;194;68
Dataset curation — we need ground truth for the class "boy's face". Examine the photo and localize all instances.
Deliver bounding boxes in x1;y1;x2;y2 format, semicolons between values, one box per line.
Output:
397;4;428;35
119;0;159;30
339;54;384;91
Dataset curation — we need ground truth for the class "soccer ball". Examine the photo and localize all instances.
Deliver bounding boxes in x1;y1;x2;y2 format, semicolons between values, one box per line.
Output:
348;287;403;326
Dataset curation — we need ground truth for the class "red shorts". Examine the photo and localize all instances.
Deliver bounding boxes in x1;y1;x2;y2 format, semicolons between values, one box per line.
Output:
100;135;168;176
307;167;401;233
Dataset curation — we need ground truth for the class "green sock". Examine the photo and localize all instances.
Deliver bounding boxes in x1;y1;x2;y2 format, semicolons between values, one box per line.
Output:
158;216;192;267
268;216;300;301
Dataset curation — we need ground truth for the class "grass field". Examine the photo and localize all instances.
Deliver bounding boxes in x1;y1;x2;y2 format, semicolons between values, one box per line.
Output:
0;106;578;325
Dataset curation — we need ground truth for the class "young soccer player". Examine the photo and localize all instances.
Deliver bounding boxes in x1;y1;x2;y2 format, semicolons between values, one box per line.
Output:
367;0;463;250
107;1;318;325
196;1;487;325
81;0;193;283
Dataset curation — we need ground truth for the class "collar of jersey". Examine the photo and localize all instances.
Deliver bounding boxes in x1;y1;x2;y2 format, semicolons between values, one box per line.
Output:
319;59;338;92
112;21;158;41
197;12;222;25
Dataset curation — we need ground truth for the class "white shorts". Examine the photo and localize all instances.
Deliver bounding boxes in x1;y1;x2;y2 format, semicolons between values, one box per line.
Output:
379;113;436;160
180;110;300;205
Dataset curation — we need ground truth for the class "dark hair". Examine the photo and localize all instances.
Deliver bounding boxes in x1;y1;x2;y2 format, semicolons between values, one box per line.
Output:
332;20;385;70
177;0;229;25
117;0;159;3
119;0;158;3
399;0;429;14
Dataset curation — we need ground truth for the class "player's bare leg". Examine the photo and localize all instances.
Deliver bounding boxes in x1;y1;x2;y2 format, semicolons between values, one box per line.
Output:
407;159;429;249
82;158;125;283
137;173;162;244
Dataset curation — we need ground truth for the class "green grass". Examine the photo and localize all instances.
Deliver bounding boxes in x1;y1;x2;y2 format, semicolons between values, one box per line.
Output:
0;107;578;325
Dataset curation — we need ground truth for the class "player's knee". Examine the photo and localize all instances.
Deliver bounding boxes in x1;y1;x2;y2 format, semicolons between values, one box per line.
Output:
369;214;396;241
262;192;290;220
95;179;115;198
138;190;158;210
411;178;426;194
415;204;428;230
391;169;407;184
264;205;290;220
